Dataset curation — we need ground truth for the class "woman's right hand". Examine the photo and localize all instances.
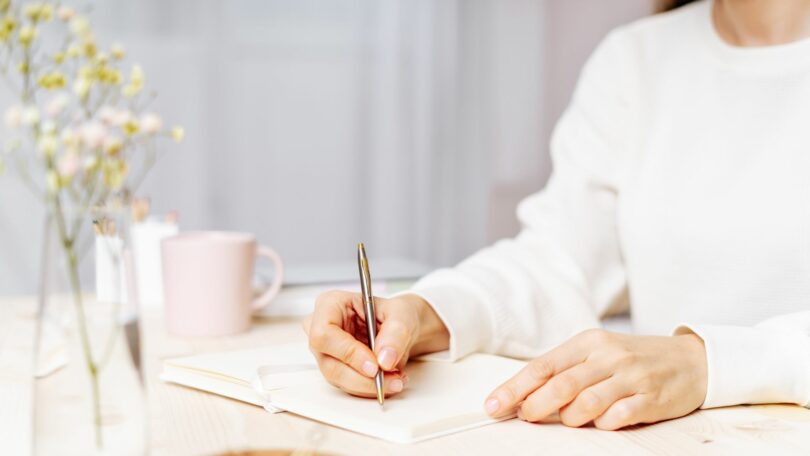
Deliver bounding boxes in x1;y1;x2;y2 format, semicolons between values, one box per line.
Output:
303;290;449;398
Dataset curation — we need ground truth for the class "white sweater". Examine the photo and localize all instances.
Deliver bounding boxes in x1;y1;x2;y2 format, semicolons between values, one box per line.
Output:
408;0;810;410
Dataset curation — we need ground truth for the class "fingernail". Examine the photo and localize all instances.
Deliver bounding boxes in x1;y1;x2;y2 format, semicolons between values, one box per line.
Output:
361;361;378;377
378;348;397;370
485;398;500;415
401;374;410;385
390;379;404;392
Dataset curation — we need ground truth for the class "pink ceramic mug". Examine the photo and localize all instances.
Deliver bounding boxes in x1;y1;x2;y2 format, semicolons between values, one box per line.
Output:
161;231;283;336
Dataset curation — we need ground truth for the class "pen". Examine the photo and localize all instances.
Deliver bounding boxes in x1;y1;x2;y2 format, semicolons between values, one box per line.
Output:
357;242;385;410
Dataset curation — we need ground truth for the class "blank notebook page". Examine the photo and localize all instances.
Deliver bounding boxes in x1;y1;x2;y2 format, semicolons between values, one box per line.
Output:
266;353;526;444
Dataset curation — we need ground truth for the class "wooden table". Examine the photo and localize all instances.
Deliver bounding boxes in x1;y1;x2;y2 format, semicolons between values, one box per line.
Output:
3;295;810;455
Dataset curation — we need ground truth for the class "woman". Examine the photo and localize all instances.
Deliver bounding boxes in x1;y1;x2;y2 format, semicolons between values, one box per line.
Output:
304;0;810;430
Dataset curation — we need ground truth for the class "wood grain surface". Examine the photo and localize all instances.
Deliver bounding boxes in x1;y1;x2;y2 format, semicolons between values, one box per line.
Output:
2;295;809;455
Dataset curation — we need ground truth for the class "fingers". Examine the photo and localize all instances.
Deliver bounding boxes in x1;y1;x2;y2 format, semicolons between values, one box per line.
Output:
309;323;379;377
314;353;407;398
308;291;379;377
558;376;635;427
485;341;588;418
593;394;651;430
374;300;419;371
306;290;420;400
518;359;613;423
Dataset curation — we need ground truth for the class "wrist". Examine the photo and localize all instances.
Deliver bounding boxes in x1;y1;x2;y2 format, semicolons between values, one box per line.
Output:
402;293;450;356
678;333;708;406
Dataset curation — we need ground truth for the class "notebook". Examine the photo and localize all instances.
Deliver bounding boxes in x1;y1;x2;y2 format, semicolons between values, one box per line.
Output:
160;343;526;443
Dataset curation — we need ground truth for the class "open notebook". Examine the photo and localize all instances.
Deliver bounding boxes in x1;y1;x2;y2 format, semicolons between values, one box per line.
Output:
160;343;526;443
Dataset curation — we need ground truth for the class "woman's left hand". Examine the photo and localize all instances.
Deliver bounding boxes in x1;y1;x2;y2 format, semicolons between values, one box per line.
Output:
484;329;708;430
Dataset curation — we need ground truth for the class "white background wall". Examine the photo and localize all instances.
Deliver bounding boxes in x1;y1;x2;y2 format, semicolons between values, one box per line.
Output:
0;0;651;295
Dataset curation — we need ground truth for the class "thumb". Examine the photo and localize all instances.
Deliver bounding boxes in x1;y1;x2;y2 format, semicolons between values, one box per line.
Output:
374;299;418;371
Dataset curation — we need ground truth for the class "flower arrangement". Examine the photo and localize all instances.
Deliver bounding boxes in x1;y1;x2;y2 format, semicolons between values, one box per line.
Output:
0;0;182;446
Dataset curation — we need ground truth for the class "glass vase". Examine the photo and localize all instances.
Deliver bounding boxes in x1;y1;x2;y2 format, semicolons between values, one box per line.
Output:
34;199;146;454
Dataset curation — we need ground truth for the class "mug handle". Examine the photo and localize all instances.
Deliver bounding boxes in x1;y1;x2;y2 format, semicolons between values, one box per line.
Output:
252;245;284;311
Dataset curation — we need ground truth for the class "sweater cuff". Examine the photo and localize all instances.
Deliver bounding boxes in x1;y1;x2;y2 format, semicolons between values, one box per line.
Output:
391;269;493;362
674;323;810;409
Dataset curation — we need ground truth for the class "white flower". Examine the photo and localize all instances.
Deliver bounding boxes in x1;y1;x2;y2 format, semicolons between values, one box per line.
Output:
4;138;21;153
79;121;107;149
45;94;69;118
140;113;163;134
57;152;80;177
57;6;75;22
82;155;98;171
60;128;79;149
73;78;90;99
38;134;58;157
98;106;117;125
21;106;40;126
111;109;132;127
40;120;56;135
4;105;22;128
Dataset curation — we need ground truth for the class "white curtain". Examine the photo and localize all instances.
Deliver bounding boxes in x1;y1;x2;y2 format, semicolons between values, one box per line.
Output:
0;0;650;295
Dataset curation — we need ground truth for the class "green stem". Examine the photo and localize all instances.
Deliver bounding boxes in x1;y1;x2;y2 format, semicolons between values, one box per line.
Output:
52;196;103;448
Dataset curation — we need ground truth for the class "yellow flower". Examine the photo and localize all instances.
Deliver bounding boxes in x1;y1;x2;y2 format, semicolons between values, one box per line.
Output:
131;64;144;84
46;170;60;193
23;4;38;20
0;16;16;42
69;16;90;37
53;51;65;64
111;43;125;60
83;40;97;58
18;25;37;48
0;0;9;14
103;159;128;190
37;72;67;90
103;135;123;155
38;134;58;157
17;60;29;74
78;65;93;80
122;118;139;136
60;128;79;149
122;64;144;97
41;4;54;21
171;126;185;143
98;66;121;85
66;43;81;58
24;3;52;22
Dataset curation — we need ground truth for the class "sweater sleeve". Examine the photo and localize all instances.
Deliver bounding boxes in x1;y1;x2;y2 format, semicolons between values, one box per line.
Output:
405;30;639;361
674;312;810;409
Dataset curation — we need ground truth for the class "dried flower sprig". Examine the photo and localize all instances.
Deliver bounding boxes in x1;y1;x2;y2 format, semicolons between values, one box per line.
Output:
0;1;183;211
0;1;184;447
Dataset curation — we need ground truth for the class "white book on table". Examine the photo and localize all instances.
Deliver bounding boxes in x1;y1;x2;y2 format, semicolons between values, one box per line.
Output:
160;343;526;444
